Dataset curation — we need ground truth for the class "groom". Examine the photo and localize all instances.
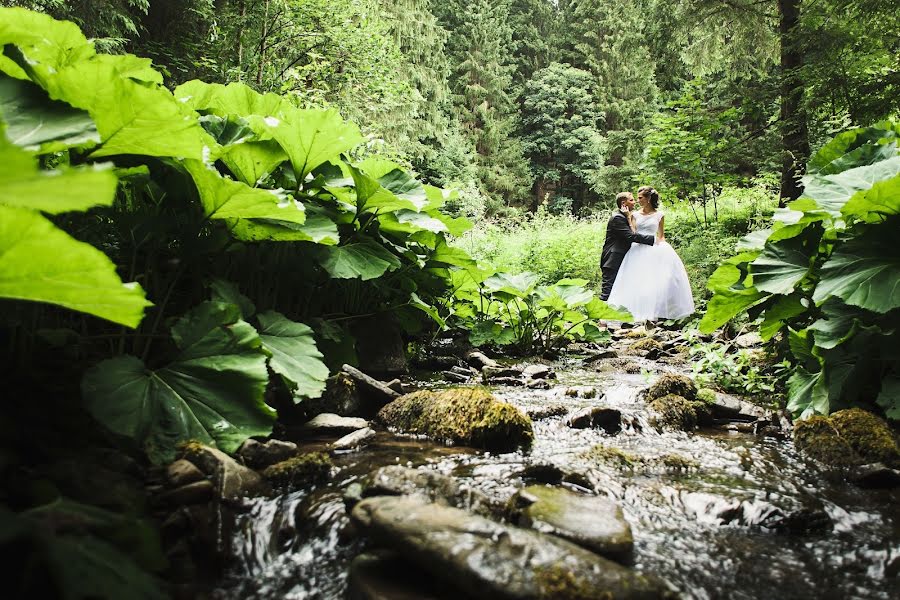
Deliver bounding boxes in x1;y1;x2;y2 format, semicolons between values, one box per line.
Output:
600;191;656;301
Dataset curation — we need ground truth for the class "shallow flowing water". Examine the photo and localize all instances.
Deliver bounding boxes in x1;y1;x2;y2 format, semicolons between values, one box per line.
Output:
213;357;900;600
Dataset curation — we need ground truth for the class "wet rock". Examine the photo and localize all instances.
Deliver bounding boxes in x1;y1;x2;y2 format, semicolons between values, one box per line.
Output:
237;438;298;469
526;404;568;420
262;452;332;486
180;443;270;500
566;407;622;434
679;490;831;534
302;372;365;417
519;463;564;485
583;349;619;363
350;495;676;600
645;374;698;402
481;365;523;380
848;463;900;488
626;338;663;358
342;364;401;409
707;392;768;421
362;465;498;517
526;378;550;390
648;394;707;432
490;376;525;387
564;386;598;399
794;408;900;468
156;480;215;507
442;370;470;383
303;413;370;435
378;388;533;452
166;459;206;488
450;365;477;377
522;365;554;380
414;354;464;370
510;485;634;563
582;444;641;470
466;351;499;370
348;551;468;600
332;427;377;451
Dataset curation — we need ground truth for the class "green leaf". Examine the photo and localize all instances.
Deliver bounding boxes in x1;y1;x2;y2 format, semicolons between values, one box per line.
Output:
751;235;815;295
788;328;816;366
82;302;273;464
786;367;829;419
0;75;99;151
813;227;900;313
0;135;118;214
841;172;900;221
221;140;288;186
264;108;363;179
808;298;865;349
39;57;213;159
209;278;255;319
257;310;328;400
808;125;898;173
378;168;429;211
379;210;449;235
316;240;401;280
817;141;897;176
198;114;255;146
484;272;540;298
184;159;305;225
230;206;339;244
0;8;95;75
408;292;447;329
699;287;766;333
427;238;477;270
735;229;772;251
758;293;806;341
876;374;900;420
0;205;150;327
802;156;900;214
174;80;287;120
584;297;633;321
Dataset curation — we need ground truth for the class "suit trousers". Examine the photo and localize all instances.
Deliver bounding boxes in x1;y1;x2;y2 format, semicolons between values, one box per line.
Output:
600;265;619;301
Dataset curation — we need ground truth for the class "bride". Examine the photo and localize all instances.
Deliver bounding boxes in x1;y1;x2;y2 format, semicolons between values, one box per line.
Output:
606;186;695;322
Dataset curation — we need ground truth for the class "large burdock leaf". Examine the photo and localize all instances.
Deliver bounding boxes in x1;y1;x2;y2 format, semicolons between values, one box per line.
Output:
37;57;212;160
876;374;900;420
82;302;273;464
184;159;305;224
0;75;99;151
175;80;287;121
0;205;151;327
0;7;95;76
808;124;899;174
813;227;900;313
802;156;900;214
484;272;541;299
221;140;288;186
786;367;829;419
841;172;900;221
751;235;815;295
230;208;339;245
257;310;328;400
316;240;402;280
263;108;363;179
0;133;117;214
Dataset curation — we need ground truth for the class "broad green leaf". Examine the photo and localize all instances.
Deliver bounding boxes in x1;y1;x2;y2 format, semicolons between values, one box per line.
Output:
427;238;478;270
817;141;897;176
0;205;150;327
184;159;305;224
94;53;164;85
40;58;213;159
876;374;900;420
408;292;447;329
230;208;339;244
432;211;473;237
735;229;771;251
174;80;287;120
484;272;540;298
698;287;766;333
81;302;273;463
257;310;328;400
786;367;829;419
802;156;900;214
0;135;118;214
469;320;515;346
813;229;900;313
758;293;806;341
0;8;95;75
221;140;288;186
358;156;402;179
379;210;448;235
0;75;99;151
198;114;255;146
584;297;633;321
209;278;256;319
264;108;363;178
788;328;816;366
347;164;421;214
706;251;759;291
808;298;865;349
751;235;815;295
841;173;900;220
316;240;401;280
808;125;898;173
378;168;429;211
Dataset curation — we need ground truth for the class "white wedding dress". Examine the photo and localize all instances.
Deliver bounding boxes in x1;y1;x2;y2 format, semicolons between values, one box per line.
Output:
606;211;695;321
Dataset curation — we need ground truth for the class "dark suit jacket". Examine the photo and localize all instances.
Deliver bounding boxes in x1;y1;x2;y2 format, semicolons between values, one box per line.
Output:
600;211;656;271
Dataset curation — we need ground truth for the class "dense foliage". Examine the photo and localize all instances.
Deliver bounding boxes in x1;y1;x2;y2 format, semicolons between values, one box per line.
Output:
700;122;900;420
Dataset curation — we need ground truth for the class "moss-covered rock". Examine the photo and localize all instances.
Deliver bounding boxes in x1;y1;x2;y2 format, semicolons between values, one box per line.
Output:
534;565;608;600
627;337;662;355
581;444;640;469
794;409;900;468
377;388;533;451
646;374;698;402
261;452;333;486
649;394;699;431
696;388;717;404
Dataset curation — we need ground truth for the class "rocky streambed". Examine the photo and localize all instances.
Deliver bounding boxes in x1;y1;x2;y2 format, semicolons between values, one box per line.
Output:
172;325;899;600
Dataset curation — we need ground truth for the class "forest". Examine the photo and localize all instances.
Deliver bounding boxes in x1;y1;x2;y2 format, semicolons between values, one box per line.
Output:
0;1;898;599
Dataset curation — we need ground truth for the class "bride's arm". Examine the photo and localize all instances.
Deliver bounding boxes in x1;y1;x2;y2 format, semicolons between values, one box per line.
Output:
657;215;665;243
627;212;637;232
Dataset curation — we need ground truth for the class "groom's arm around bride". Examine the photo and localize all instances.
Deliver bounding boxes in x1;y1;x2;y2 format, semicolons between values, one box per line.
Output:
599;192;656;301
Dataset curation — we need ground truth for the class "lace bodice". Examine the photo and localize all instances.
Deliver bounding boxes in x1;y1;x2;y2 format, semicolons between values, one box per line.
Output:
633;211;662;236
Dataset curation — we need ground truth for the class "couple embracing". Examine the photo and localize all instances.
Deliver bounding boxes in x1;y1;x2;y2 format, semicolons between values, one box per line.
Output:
600;186;694;322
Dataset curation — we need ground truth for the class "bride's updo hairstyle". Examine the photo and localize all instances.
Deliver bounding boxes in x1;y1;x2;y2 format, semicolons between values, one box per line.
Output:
638;185;660;209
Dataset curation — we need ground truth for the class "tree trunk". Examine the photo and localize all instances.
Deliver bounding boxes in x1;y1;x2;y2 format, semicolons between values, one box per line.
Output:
256;0;270;87
237;0;246;80
778;0;809;206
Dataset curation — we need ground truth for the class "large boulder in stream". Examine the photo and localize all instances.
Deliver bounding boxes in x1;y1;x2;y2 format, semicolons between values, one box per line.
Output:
358;465;500;517
793;408;900;468
648;394;710;432
509;485;634;563
377;388;533;452
645;374;698;402
351;495;677;600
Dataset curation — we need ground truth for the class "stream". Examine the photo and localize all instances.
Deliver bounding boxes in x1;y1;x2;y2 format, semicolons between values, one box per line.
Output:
211;351;900;600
